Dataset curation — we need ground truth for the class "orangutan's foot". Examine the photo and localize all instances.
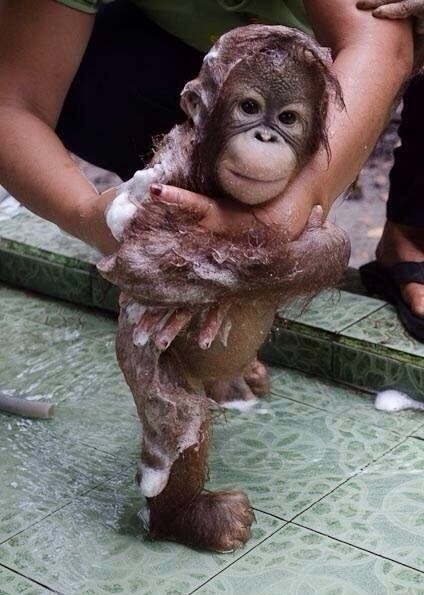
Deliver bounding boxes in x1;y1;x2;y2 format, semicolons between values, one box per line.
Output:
206;376;257;410
243;358;270;396
376;221;424;317
148;490;254;552
205;358;270;409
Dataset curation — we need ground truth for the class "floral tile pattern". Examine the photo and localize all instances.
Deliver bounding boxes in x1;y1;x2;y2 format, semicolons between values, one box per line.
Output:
261;326;333;378
0;565;51;595
297;438;424;572
278;290;385;333
340;304;424;361
0;284;117;339
0;210;100;268
0;414;126;544
271;367;424;436
0;248;93;306
1;286;424;594
194;523;424;595
0;476;282;595
333;343;424;400
208;393;403;519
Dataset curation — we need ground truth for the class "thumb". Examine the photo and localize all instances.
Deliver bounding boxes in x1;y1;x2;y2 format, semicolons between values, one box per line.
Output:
304;205;325;231
150;184;213;219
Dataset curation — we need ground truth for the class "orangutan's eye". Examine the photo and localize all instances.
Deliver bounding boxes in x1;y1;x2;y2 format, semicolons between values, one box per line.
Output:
240;99;260;115
279;110;297;125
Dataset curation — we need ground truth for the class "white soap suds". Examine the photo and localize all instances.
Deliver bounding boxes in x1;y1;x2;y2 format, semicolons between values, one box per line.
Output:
105;164;165;239
375;390;424;413
105;191;137;240
138;465;170;498
221;398;258;412
125;302;146;325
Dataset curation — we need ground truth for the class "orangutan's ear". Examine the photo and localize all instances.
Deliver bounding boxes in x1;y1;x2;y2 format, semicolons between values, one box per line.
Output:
180;81;205;126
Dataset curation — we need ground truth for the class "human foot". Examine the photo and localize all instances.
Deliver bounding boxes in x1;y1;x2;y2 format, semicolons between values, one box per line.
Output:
376;221;424;317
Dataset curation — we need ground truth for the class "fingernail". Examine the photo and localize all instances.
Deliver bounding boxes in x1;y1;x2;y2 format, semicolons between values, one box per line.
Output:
150;183;163;196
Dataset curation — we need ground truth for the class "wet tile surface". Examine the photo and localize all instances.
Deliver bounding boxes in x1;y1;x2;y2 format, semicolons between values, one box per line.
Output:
0;210;100;268
271;367;424;436
209;394;404;519
333;343;424;399
340;304;424;360
298;438;424;572
195;524;424;594
0;477;282;595
0;565;51;595
261;326;333;378
0;414;127;544
279;290;385;334
1;286;423;593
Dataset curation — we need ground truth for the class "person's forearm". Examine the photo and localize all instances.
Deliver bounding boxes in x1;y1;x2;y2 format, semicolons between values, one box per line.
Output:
312;24;412;207
267;5;413;229
0;105;115;252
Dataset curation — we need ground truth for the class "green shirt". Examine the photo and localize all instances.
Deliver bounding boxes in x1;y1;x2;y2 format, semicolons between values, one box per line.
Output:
57;0;311;52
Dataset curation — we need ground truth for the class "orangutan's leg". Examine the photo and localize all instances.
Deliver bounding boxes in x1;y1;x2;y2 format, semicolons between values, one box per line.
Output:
243;357;270;396
205;357;270;409
145;420;254;551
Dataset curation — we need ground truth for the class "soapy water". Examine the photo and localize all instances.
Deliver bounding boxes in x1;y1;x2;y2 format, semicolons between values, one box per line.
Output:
375;390;424;413
0;186;22;220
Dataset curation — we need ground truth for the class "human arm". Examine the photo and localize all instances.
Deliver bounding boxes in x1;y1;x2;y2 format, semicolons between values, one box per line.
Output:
356;0;424;66
0;0;117;254
152;0;413;241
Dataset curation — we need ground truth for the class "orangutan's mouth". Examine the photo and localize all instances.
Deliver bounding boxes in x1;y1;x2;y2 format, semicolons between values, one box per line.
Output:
228;169;285;184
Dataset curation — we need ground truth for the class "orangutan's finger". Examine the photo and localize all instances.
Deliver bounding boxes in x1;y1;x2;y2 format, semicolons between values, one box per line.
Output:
152;308;194;351
150;184;214;218
197;302;232;349
133;308;170;347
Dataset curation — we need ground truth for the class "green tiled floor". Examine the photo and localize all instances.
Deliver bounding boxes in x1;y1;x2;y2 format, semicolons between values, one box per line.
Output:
1;286;424;594
0;210;423;400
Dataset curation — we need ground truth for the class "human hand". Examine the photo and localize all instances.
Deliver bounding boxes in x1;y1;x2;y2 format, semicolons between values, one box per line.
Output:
357;0;424;33
98;181;337;308
149;181;320;243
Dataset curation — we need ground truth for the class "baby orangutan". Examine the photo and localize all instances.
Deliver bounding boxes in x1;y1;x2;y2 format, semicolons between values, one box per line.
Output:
98;25;350;551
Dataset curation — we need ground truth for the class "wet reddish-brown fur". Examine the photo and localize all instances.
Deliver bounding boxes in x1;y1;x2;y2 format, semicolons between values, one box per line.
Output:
98;25;350;551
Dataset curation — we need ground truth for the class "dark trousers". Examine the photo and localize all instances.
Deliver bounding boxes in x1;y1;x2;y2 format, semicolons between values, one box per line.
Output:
57;2;424;229
56;1;203;181
387;75;424;227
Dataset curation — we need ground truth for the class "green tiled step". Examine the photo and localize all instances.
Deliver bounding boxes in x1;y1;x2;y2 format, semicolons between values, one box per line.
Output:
262;290;424;400
0;211;119;312
0;210;422;398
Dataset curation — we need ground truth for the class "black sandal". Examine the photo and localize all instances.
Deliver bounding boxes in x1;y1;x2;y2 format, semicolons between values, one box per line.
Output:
359;261;424;342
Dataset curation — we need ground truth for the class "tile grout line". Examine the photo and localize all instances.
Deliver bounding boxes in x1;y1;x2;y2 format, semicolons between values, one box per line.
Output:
336;302;387;334
188;436;416;593
269;388;416;440
0;561;65;594
187;522;289;595
290;520;424;576
288;435;410;525
0;471;124;548
251;435;410;529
